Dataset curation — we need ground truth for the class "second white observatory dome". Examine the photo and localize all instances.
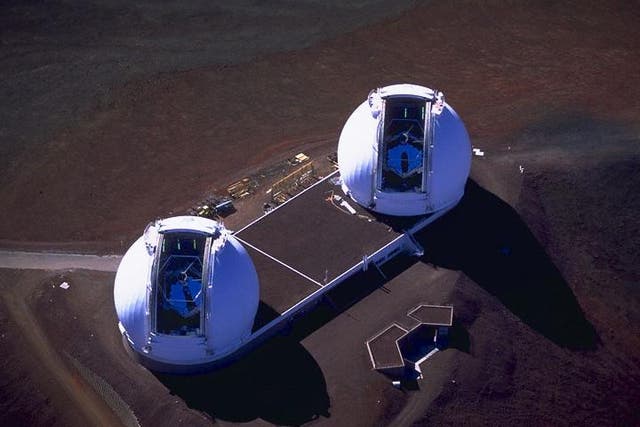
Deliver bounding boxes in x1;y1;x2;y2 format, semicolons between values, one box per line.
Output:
337;84;472;217
113;216;259;372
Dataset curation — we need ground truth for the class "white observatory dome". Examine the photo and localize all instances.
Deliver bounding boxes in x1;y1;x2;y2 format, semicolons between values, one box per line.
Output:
337;84;472;216
114;216;259;372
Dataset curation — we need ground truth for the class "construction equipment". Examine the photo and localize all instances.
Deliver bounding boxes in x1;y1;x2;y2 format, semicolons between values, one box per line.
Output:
270;162;316;204
190;196;235;219
327;152;338;168
227;178;256;199
287;152;310;165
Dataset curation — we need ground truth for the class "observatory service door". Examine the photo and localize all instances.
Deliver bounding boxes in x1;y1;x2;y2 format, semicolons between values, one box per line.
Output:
152;232;208;336
377;96;430;193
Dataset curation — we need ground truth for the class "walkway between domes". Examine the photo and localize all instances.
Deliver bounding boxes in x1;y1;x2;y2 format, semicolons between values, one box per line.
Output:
234;172;432;331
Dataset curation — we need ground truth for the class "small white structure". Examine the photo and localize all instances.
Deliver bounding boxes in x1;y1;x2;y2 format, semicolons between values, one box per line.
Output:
338;84;472;216
113;216;259;372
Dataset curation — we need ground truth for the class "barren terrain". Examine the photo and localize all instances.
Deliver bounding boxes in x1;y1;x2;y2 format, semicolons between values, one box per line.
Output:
1;1;639;426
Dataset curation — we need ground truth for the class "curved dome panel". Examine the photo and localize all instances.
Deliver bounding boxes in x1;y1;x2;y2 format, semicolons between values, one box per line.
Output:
114;236;152;350
337;84;471;217
206;236;259;356
337;101;378;208
113;216;259;371
430;105;472;211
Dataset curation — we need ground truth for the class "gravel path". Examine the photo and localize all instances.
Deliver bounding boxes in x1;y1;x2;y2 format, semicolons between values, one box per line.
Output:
0;250;122;272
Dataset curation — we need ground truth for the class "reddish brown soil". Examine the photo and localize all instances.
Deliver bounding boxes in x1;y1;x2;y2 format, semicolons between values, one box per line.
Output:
2;1;638;245
1;1;639;426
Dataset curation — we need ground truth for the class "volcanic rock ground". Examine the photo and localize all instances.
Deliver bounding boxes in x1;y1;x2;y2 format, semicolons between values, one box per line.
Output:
1;1;639;426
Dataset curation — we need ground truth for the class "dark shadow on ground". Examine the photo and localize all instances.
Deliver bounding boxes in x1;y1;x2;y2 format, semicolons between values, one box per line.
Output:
448;321;471;354
155;332;330;426
252;301;281;332
285;255;420;342
414;179;598;350
160;260;421;425
370;210;435;233
175;258;416;422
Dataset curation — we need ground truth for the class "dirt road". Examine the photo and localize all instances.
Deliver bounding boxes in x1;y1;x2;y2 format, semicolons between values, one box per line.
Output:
0;250;125;425
0;250;121;272
3;287;126;426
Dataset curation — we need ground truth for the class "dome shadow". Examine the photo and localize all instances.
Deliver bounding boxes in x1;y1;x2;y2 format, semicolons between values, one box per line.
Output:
415;179;599;350
155;332;330;425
